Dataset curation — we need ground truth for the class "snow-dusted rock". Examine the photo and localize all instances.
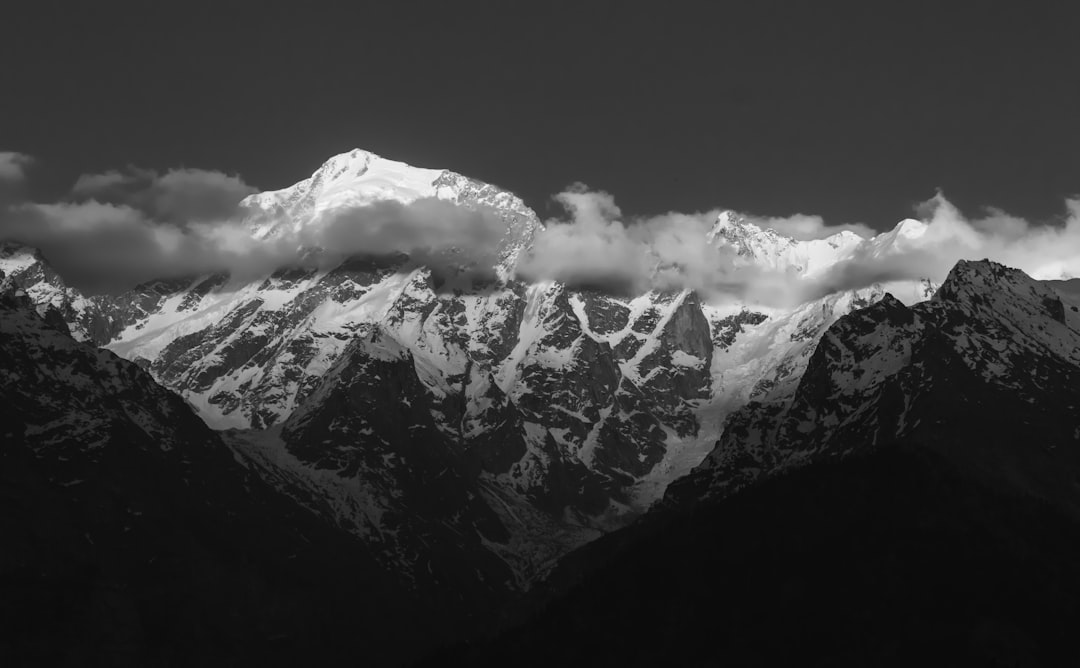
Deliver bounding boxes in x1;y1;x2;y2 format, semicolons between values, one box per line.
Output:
667;260;1080;512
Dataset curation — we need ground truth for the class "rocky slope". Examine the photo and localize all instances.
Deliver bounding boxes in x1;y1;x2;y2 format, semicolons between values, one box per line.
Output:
443;259;1080;666
667;259;1080;509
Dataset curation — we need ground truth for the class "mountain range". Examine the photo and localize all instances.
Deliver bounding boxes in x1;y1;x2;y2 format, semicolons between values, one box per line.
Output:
3;149;1079;666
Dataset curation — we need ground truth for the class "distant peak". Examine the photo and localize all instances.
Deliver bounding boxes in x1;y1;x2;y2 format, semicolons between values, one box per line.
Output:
708;211;767;241
893;218;928;238
828;230;863;241
710;210;744;230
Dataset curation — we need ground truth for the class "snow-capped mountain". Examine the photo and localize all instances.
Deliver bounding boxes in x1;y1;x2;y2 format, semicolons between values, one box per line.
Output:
666;259;1080;509
708;210;865;277
2;148;945;585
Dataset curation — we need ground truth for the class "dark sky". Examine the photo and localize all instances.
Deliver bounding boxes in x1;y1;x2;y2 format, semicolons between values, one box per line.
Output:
3;1;1079;228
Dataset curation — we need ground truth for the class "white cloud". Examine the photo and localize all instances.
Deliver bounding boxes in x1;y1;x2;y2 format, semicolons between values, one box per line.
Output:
0;192;512;292
6;158;1080;303
514;186;763;298
805;192;1080;299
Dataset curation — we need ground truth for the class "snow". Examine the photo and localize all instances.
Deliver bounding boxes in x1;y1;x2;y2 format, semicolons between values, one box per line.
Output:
671;350;704;368
243;148;444;237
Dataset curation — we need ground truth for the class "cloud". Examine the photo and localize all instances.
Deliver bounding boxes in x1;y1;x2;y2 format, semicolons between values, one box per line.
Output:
516;185;1080;307
299;197;510;283
72;166;257;223
741;213;874;241
514;187;655;295
6;158;1080;305
515;186;757;298
0;186;512;293
515;186;881;304
805;192;1080;298
0;201;296;292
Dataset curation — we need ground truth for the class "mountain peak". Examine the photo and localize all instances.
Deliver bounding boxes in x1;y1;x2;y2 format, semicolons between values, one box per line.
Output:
706;210;746;241
937;258;1034;297
314;147;377;177
708;212;796;254
893;218;928;238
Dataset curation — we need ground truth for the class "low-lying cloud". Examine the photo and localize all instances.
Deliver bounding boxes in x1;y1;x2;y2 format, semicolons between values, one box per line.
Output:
305;198;507;280
514;186;744;297
517;185;1080;305
3;153;1080;305
808;193;1080;300
0;158;511;292
0;198;510;293
1;201;291;291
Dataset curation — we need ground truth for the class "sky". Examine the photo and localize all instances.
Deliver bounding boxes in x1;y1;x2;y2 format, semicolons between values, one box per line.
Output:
3;1;1079;229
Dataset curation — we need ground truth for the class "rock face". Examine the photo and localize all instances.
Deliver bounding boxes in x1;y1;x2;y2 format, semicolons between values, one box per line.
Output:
2;148;945;585
667;260;1080;511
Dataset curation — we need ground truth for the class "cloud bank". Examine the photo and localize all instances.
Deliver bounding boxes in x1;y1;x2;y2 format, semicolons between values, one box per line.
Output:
808;193;1080;300
518;186;1080;305
514;186;743;297
3;155;1080;305
304;198;508;280
0;160;511;292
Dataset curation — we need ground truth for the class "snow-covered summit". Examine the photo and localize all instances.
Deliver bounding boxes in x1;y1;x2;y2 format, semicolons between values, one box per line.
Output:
707;211;863;278
242;148;539;248
241;148;541;276
243;149;441;230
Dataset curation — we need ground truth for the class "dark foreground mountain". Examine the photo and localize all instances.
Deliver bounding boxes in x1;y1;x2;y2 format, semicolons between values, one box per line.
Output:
0;288;496;667
441;448;1080;666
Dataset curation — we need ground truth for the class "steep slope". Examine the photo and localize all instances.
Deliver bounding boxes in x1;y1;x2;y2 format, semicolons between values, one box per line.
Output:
0;287;487;666
441;258;1080;666
667;259;1080;510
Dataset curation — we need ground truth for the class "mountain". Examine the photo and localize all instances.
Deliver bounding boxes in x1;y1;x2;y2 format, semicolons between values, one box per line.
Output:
666;259;1080;509
441;259;1080;667
1;148;949;588
6;147;1080;664
0;284;480;666
444;448;1080;666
